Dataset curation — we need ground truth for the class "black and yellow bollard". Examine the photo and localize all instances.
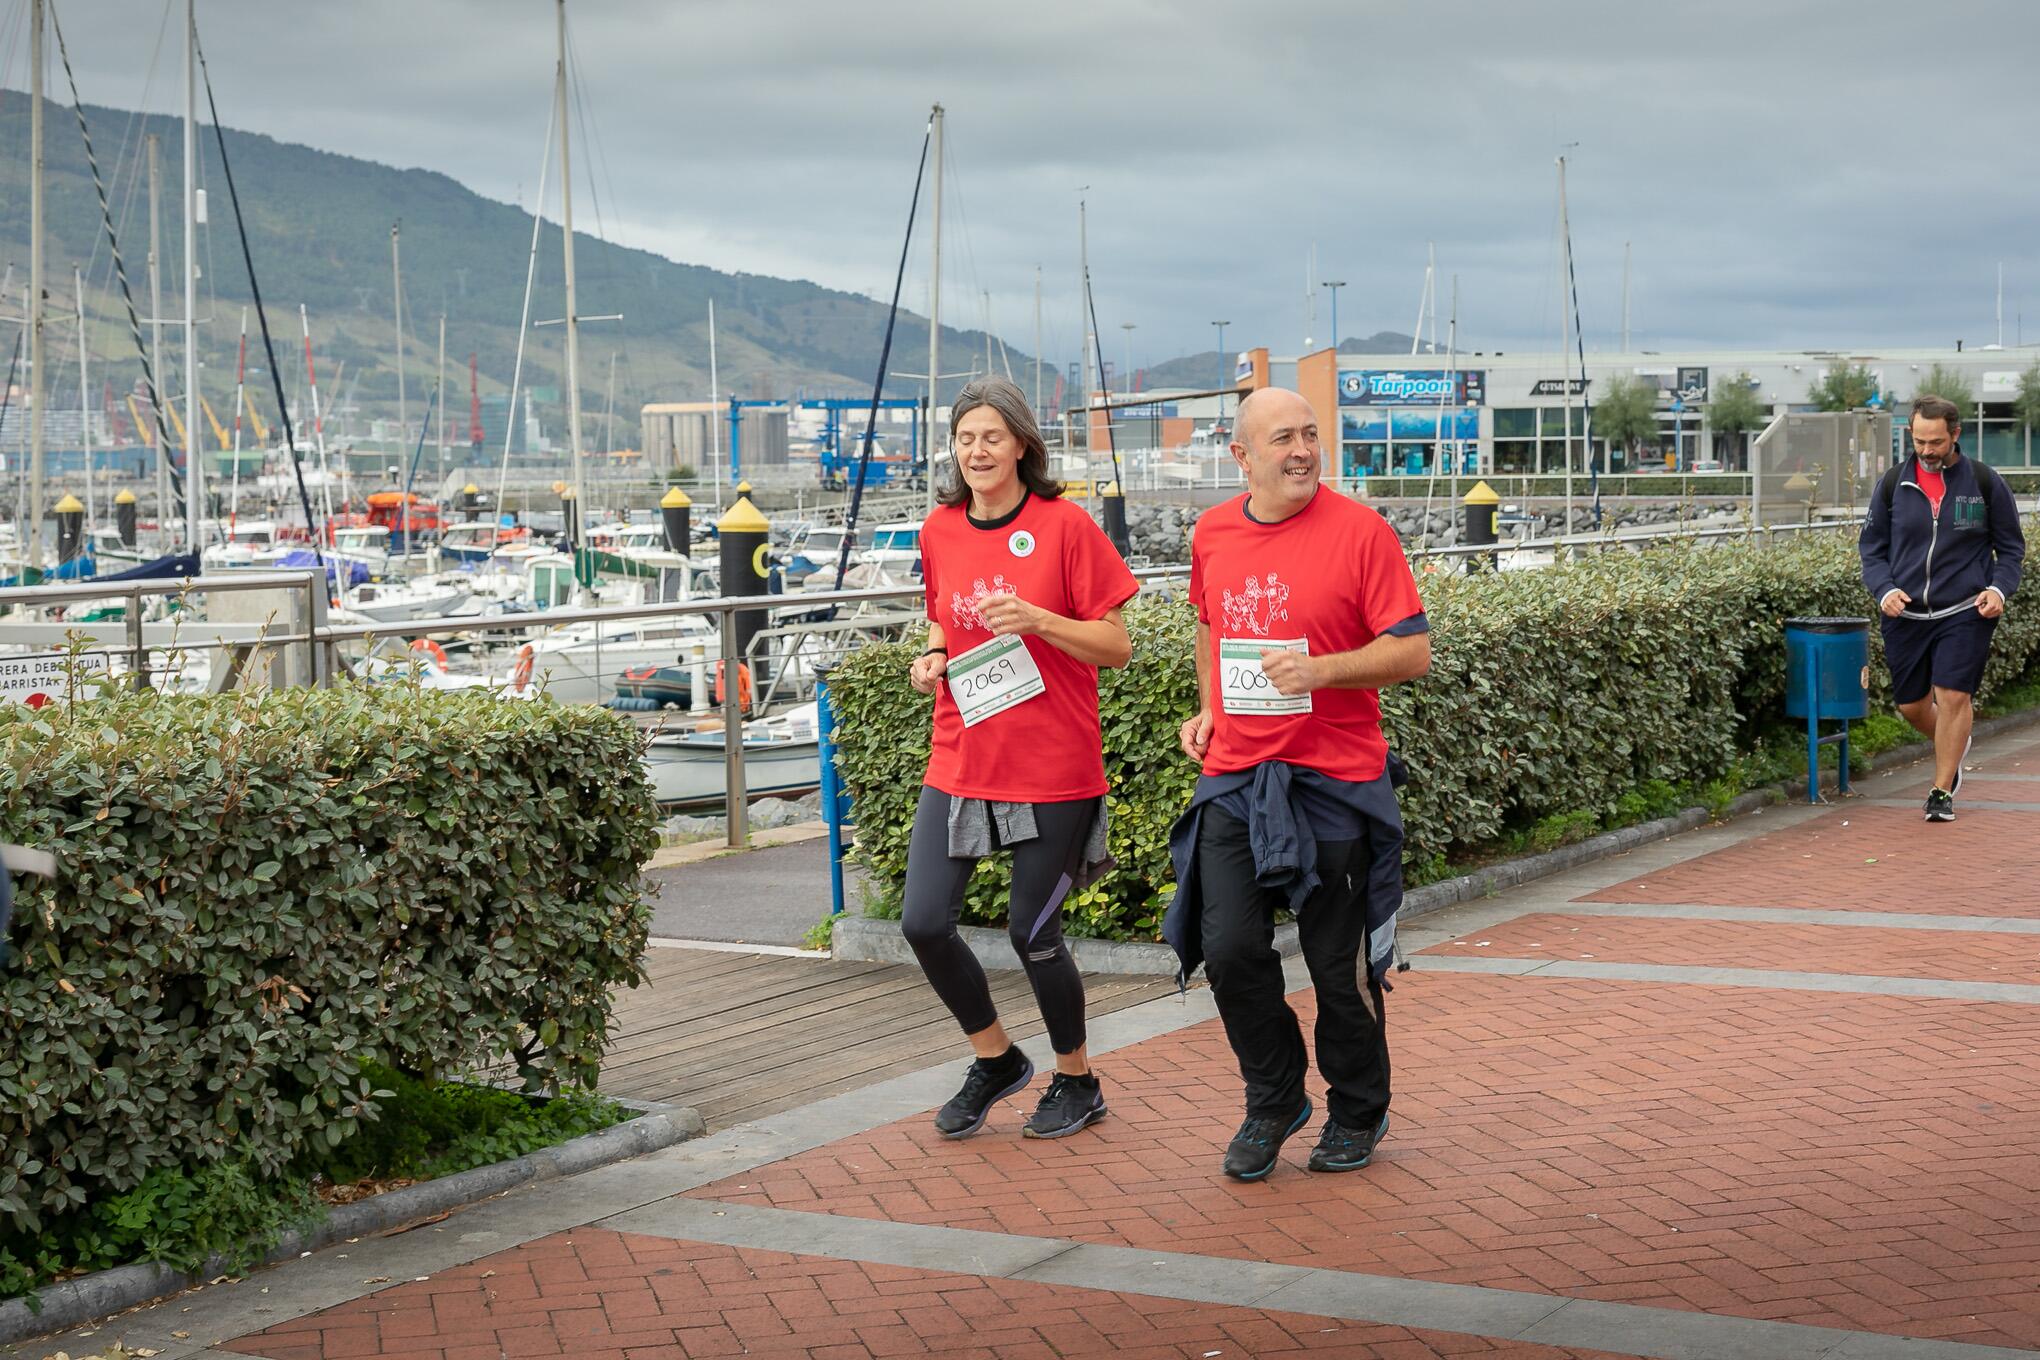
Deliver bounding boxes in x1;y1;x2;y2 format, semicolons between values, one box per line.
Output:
1099;481;1131;559
717;485;771;715
115;488;138;549
1461;479;1500;573
55;495;85;564
461;482;480;517
661;484;693;553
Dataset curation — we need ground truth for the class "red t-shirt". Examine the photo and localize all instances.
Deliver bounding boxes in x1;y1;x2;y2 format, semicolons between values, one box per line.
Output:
1918;463;1946;514
1188;487;1425;783
921;493;1139;801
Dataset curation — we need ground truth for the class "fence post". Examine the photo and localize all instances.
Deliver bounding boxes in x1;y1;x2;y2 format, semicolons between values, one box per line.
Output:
721;607;749;849
816;671;849;919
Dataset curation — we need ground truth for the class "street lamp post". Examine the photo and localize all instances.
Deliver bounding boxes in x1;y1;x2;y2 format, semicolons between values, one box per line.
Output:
1321;281;1346;355
1212;320;1229;397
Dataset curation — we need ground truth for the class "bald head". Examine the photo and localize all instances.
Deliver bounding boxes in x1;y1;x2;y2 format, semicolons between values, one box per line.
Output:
1232;387;1316;458
1229;387;1322;519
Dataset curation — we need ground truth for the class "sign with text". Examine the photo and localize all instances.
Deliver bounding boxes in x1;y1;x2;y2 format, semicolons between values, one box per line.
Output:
0;653;109;708
1339;370;1485;407
1530;378;1590;397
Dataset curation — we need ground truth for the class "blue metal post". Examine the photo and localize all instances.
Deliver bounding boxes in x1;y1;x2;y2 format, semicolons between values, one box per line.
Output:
1805;645;1821;805
816;675;848;917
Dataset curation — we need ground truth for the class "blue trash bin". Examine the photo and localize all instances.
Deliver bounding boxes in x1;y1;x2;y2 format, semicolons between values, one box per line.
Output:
1783;617;1869;801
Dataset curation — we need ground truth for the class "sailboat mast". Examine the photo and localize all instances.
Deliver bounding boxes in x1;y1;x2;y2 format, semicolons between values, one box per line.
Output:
76;265;92;532
556;0;588;560
391;222;406;487
925;102;943;511
1033;265;1043;419
229;305;245;520
1558;154;1574;537
707;297;721;510
183;0;204;552
436;313;447;500
148;134;168;542
27;0;45;571
1621;240;1631;353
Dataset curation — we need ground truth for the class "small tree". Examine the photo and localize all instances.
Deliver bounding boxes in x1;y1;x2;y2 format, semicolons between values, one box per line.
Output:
1593;374;1660;470
1809;362;1878;411
1915;362;1976;414
2015;361;2040;464
1706;370;1768;469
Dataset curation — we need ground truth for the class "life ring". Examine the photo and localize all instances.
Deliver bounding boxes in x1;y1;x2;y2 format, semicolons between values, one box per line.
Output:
511;644;536;693
714;659;753;713
409;637;449;668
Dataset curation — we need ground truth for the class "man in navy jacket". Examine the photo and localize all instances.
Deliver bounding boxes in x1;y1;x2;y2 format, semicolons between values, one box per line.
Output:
1859;394;2026;821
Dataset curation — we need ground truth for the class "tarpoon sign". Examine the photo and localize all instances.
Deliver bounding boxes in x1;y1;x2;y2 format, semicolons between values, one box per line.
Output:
1339;370;1485;407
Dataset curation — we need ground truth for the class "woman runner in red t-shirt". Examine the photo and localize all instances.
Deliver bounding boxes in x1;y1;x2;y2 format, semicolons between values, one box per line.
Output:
904;377;1138;1140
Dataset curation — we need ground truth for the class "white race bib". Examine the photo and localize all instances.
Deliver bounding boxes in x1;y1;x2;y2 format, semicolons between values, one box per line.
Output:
948;632;1047;727
1219;637;1312;715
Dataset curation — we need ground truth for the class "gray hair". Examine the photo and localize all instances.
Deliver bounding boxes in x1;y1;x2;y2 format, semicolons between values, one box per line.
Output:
939;378;1061;508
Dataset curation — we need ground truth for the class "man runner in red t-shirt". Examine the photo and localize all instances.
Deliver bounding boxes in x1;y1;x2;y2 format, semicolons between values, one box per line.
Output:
1166;387;1431;1181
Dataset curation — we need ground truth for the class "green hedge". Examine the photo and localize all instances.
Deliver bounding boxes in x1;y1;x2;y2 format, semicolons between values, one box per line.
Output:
828;527;2040;938
0;685;657;1241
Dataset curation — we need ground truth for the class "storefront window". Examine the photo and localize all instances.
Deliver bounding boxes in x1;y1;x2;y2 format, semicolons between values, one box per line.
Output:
1342;443;1388;478
1494;407;1535;439
1494;440;1535;474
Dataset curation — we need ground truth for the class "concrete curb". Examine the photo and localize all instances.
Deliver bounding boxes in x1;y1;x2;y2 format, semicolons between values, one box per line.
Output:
0;1104;704;1348
831;707;2040;977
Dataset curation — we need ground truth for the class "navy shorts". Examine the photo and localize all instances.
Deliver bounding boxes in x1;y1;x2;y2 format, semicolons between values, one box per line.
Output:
1881;610;1997;704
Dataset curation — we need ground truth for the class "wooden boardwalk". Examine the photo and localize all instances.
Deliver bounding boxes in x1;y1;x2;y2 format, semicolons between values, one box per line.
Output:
600;945;1181;1131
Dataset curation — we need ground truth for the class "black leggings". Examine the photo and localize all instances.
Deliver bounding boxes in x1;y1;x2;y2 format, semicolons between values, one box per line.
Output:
901;785;1094;1055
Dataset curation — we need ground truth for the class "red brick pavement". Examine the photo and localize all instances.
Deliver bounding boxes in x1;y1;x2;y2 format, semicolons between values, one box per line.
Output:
1576;806;2040;913
690;972;2040;1350
1425;912;2040;983
227;1229;1638;1360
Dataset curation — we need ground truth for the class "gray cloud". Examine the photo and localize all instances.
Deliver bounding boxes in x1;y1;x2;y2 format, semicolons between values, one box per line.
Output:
12;0;2039;369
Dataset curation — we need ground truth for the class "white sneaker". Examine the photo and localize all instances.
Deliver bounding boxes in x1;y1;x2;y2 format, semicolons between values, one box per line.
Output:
1952;733;1973;796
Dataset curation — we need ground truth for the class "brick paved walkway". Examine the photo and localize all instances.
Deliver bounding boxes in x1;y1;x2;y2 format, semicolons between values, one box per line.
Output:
18;725;2040;1360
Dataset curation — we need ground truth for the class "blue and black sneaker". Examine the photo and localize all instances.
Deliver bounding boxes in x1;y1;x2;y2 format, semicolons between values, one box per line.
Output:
933;1047;1034;1139
1924;788;1956;823
1222;1099;1312;1181
1308;1111;1390;1173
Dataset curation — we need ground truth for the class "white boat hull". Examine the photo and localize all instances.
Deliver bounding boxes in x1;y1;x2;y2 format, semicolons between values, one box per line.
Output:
642;729;822;811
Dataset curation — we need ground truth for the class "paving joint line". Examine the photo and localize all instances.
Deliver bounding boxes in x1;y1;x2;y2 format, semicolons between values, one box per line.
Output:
595;1198;2036;1360
1413;955;2040;1004
1539;902;2040;934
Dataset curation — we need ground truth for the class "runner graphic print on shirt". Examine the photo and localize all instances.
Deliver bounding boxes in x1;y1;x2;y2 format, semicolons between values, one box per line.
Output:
1220;573;1292;637
950;574;1017;632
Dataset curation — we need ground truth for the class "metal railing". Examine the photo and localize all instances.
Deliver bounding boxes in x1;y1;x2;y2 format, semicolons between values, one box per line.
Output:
0;515;1875;850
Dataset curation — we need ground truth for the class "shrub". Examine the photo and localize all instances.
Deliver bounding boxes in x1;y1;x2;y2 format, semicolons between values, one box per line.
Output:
828;528;2040;938
0;684;658;1245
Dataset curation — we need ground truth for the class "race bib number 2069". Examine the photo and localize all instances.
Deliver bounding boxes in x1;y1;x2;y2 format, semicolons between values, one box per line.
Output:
1219;637;1311;715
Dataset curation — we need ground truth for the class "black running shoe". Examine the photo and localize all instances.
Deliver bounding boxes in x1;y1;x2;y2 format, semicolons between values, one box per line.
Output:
1022;1072;1108;1139
1924;788;1956;823
1308;1112;1390;1173
1222;1099;1312;1181
933;1049;1034;1139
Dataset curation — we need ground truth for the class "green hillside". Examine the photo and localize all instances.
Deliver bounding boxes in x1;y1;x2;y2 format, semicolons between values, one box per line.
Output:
0;93;1020;448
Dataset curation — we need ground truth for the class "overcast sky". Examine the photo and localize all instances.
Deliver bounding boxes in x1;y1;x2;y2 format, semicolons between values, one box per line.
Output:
7;0;2038;371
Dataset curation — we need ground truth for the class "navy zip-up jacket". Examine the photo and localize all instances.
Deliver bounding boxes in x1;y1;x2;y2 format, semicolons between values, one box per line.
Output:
1859;448;2025;614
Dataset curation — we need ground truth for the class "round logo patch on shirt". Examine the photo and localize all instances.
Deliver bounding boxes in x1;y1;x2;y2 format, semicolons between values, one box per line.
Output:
1008;529;1036;559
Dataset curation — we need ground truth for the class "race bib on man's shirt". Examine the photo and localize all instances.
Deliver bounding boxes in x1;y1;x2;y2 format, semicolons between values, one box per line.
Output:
1219;637;1312;715
949;633;1046;727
